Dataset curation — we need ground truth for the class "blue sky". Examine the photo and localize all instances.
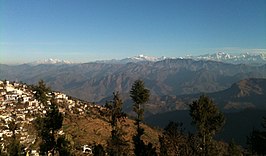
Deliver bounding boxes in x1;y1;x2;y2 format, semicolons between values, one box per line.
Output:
0;0;266;64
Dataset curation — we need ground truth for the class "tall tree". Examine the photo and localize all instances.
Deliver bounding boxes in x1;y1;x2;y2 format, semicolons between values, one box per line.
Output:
33;80;64;155
34;98;63;156
130;80;155;156
130;80;150;130
105;92;129;156
189;95;225;156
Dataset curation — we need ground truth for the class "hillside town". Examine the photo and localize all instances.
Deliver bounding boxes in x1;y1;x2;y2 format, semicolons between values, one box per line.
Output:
0;80;105;155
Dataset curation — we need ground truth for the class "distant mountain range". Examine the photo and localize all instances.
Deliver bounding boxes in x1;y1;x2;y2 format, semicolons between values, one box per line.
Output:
26;52;266;65
95;54;169;64
29;58;73;65
96;52;266;65
185;52;266;65
1;57;266;115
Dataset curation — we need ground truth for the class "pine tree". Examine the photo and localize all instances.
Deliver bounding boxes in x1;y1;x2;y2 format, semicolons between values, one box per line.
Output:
34;98;63;156
130;80;156;156
189;95;225;156
130;80;150;129
33;80;65;155
105;92;129;156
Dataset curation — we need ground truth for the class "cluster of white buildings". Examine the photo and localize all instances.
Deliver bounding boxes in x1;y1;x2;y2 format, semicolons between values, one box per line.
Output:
0;80;106;154
0;81;40;152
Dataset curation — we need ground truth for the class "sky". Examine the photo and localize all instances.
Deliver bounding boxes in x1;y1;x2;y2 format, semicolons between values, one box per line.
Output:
0;0;266;64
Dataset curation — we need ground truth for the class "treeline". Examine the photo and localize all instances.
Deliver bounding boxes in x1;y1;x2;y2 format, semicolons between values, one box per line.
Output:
1;80;266;156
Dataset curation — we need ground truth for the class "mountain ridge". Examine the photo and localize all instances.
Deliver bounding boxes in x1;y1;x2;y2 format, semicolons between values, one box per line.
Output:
95;52;266;65
29;58;74;65
1;58;265;115
169;78;266;111
23;52;266;65
185;52;266;65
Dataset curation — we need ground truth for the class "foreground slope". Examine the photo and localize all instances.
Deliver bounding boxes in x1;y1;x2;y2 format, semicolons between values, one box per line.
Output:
0;81;160;154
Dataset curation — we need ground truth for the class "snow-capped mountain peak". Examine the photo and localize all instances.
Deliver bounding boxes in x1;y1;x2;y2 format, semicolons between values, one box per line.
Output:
96;54;170;64
130;54;165;61
29;58;73;65
185;52;266;64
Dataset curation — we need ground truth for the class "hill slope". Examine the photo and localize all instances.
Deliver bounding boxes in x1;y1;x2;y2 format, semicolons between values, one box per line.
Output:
0;81;160;154
170;78;266;111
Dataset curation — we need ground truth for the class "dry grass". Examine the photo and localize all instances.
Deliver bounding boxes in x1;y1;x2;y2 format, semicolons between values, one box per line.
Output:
63;111;161;154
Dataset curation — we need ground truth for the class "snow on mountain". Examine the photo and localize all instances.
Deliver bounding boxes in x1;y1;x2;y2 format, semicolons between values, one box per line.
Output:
185;52;266;65
29;58;73;65
96;54;169;64
124;54;168;62
28;52;266;65
97;53;266;65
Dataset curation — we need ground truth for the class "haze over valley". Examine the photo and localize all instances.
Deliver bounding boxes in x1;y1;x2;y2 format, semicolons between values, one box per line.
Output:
1;54;266;113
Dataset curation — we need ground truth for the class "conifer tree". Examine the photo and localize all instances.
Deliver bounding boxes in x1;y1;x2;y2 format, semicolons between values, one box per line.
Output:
189;95;225;156
130;80;156;156
130;80;150;129
105;92;128;156
34;93;63;155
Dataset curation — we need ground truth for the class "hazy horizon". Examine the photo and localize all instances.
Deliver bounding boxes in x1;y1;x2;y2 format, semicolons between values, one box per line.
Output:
1;51;265;65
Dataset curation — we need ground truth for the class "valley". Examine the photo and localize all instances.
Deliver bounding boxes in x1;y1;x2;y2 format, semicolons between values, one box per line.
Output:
1;57;266;115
